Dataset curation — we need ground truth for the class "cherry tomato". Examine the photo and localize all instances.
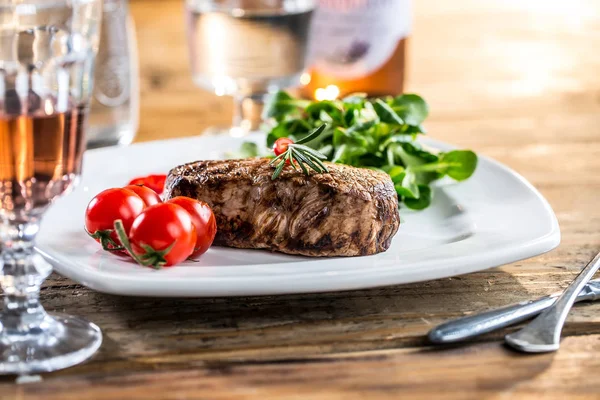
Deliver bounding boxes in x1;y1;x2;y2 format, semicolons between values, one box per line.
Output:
272;137;294;156
128;203;196;267
128;174;167;194
85;188;146;250
167;196;217;257
124;184;162;207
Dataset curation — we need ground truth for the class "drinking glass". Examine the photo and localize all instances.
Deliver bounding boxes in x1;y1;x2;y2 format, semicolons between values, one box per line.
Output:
184;0;316;136
87;0;139;148
0;0;103;374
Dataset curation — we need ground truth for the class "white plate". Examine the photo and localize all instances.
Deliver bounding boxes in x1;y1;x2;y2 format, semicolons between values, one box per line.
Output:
36;134;560;297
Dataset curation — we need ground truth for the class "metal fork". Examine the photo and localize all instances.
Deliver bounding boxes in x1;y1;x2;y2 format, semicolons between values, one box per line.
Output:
505;251;600;352
428;280;600;344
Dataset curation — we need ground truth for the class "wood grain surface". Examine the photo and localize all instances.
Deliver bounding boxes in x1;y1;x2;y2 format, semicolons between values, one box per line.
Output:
2;0;600;398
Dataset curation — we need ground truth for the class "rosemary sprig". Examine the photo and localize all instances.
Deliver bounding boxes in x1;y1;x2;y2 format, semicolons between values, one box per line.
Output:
270;124;329;180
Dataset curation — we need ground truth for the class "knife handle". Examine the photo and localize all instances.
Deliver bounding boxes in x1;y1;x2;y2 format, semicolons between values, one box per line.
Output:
428;296;557;344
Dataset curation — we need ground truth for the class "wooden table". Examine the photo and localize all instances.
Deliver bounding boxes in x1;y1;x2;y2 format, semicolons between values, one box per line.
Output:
3;0;600;398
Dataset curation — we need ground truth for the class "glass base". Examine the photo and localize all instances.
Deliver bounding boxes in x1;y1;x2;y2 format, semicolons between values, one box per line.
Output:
86;123;136;149
0;313;102;375
203;126;254;138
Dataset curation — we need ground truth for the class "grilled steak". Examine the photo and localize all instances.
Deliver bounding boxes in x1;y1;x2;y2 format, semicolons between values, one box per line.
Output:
165;158;400;257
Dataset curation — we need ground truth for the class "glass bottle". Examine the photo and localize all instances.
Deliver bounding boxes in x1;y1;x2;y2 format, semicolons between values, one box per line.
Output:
87;0;139;148
301;0;410;99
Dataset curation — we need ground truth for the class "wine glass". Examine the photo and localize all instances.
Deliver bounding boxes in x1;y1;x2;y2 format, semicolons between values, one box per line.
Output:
184;0;315;136
0;0;103;374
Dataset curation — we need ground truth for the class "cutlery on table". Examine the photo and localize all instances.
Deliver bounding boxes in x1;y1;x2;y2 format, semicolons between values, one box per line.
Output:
504;251;600;353
428;279;600;344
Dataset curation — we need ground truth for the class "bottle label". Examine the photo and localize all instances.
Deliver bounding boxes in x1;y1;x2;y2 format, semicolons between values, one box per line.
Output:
309;0;411;79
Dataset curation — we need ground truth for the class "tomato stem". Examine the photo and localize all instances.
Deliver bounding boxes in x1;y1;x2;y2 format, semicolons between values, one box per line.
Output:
113;219;153;267
113;219;177;269
137;242;176;269
85;227;124;252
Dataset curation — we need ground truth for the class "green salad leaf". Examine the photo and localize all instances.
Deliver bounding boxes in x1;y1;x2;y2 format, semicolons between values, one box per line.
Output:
392;94;429;125
373;99;404;125
253;91;478;210
263;91;311;121
440;150;478;181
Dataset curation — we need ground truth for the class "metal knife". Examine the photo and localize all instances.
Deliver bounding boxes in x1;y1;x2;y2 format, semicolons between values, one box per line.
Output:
428;280;600;344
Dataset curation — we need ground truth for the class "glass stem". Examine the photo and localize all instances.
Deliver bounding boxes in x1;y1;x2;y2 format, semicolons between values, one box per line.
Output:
231;92;268;137
0;221;51;334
